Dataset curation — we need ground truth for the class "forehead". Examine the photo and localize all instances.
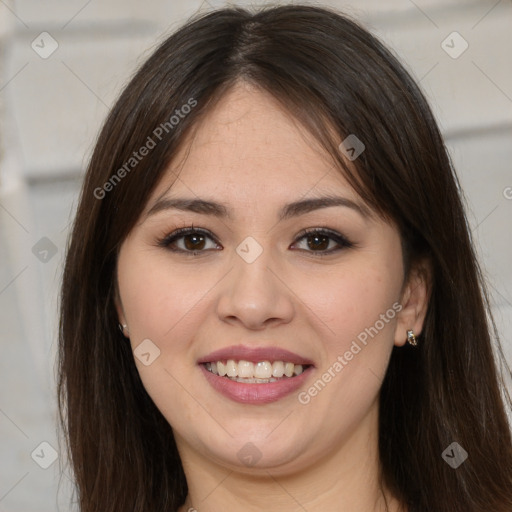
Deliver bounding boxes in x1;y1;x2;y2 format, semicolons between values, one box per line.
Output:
149;83;359;207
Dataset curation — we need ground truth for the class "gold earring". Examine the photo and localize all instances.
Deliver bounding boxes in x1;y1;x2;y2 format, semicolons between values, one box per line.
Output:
406;329;417;346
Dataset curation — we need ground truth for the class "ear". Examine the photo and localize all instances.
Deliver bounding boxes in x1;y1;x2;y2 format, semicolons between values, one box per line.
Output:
394;259;431;347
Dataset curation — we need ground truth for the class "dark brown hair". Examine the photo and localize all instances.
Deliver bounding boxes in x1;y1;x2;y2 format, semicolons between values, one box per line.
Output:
58;5;512;511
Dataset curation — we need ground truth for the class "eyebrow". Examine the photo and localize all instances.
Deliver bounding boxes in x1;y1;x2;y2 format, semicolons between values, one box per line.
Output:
146;194;371;222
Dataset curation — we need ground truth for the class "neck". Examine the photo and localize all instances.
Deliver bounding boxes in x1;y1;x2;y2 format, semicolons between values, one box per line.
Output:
176;403;404;512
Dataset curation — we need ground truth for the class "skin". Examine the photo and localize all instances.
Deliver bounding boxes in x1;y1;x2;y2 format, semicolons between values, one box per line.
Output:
115;82;430;512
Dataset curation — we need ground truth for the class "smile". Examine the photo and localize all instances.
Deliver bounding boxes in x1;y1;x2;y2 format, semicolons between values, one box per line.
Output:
204;359;309;382
198;345;315;404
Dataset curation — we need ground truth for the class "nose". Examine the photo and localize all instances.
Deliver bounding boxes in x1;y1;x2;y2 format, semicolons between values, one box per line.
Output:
215;242;295;331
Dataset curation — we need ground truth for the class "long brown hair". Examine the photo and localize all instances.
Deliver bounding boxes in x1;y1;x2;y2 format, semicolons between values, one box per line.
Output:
58;5;512;511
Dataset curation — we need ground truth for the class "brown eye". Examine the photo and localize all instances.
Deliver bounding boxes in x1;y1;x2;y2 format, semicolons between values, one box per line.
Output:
305;233;330;251
158;227;221;254
183;233;207;251
292;228;354;255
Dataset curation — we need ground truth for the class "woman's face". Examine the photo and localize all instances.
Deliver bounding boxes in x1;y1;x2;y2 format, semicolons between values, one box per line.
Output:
116;82;422;475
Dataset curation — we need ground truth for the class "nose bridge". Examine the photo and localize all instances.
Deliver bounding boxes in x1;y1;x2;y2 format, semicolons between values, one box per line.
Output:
235;235;273;286
215;235;294;329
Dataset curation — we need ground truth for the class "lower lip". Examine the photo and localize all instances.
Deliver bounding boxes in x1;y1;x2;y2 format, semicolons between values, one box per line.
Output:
199;364;313;404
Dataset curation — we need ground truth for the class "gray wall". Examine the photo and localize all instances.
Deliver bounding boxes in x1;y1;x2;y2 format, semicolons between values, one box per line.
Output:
0;1;511;510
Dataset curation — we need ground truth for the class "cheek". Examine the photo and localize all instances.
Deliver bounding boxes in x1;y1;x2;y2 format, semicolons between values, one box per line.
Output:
116;248;211;425
339;277;396;345
117;247;218;342
294;254;402;419
292;261;401;432
298;261;401;353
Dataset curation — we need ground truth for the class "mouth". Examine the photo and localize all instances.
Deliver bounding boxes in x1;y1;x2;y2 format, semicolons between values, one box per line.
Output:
198;345;315;404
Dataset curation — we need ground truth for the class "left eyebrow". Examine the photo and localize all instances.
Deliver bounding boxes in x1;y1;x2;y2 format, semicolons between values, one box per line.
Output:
146;194;372;221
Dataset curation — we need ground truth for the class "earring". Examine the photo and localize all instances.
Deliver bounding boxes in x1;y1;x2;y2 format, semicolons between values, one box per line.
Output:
406;329;417;346
118;323;128;335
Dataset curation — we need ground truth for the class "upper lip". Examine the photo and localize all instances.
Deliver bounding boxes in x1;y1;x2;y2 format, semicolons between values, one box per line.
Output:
198;344;315;366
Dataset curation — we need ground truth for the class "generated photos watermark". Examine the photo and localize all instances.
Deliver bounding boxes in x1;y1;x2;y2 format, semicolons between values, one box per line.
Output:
338;133;365;161
94;97;197;200
442;442;468;469
298;301;403;404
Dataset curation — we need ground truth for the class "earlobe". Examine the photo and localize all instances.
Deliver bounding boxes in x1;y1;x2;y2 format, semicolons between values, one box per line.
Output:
114;288;130;338
118;322;129;336
394;259;432;347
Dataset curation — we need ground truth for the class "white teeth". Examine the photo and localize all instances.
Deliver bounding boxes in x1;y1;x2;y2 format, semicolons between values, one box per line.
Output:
238;360;254;378
204;359;309;379
272;361;285;378
217;361;227;377
254;361;272;379
226;359;237;377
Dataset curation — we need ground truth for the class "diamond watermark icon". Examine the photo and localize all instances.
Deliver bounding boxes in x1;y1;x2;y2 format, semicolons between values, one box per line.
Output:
441;32;468;59
339;134;365;161
441;442;468;469
31;32;59;59
31;441;58;469
134;338;161;366
32;237;58;263
236;236;263;264
237;442;262;467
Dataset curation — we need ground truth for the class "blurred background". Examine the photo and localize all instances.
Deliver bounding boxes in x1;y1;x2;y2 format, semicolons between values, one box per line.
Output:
0;0;511;510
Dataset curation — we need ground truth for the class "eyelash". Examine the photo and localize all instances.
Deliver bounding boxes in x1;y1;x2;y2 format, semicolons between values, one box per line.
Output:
156;224;354;257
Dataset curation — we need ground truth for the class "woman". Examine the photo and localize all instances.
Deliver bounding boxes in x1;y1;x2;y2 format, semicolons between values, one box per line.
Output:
58;4;512;511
